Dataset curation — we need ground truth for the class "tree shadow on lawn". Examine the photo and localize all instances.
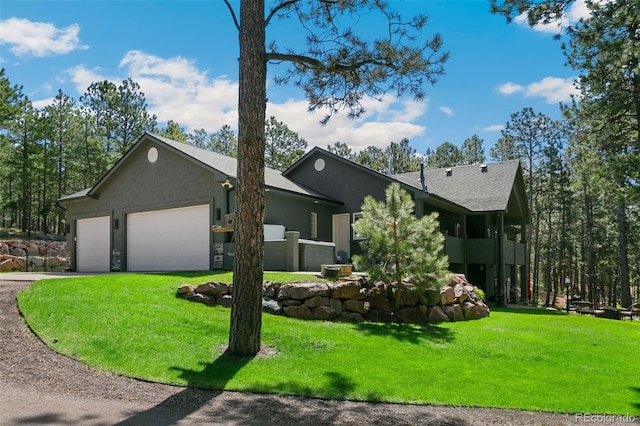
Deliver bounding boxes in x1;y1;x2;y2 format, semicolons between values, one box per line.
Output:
631;386;640;414
115;349;425;425
354;321;454;344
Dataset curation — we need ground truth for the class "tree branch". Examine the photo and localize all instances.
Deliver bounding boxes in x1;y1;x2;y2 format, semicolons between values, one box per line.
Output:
223;0;240;31
265;0;301;27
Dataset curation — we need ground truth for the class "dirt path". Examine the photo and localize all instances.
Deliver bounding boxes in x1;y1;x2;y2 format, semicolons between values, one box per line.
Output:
0;279;576;425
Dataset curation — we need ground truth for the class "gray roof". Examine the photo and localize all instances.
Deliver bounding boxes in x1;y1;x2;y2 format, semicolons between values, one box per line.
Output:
393;160;522;212
59;133;336;203
57;188;91;202
152;134;332;200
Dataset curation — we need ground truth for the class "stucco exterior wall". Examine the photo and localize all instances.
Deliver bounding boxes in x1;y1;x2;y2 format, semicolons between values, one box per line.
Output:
64;139;229;271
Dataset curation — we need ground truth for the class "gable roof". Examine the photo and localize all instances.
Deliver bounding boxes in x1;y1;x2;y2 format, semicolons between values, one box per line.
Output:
59;133;339;203
393;160;523;213
284;146;457;207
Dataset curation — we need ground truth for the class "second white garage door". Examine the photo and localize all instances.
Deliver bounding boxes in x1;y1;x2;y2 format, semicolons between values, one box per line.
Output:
127;204;210;271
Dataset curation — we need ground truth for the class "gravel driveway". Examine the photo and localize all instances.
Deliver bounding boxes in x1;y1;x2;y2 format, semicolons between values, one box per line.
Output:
0;279;576;425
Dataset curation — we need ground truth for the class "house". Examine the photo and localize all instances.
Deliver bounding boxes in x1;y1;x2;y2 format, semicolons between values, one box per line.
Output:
59;133;529;306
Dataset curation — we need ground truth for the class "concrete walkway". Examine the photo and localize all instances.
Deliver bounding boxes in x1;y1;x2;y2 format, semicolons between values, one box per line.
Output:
0;271;99;281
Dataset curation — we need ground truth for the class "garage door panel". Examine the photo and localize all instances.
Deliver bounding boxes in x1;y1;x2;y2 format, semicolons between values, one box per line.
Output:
127;205;210;271
76;216;110;272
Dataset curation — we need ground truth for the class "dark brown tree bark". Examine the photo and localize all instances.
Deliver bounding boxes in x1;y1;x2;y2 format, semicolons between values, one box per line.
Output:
228;0;266;357
618;201;631;307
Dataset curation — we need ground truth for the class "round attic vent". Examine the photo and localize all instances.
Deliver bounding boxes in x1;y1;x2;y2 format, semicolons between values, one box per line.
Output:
314;158;325;171
147;147;158;163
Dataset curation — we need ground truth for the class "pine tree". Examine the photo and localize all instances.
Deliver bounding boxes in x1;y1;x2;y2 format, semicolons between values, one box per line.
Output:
353;183;449;309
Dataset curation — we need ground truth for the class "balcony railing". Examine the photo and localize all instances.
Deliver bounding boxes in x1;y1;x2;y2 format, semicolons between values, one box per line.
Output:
443;235;525;266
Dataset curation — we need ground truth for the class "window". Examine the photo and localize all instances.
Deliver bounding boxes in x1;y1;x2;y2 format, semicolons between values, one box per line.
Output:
310;212;318;239
352;212;364;240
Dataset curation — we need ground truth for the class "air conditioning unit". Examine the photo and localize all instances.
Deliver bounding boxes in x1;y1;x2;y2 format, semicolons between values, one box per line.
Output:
224;213;236;229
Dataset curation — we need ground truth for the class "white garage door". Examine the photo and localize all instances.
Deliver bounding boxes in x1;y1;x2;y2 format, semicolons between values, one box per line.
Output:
76;216;111;272
127;204;210;271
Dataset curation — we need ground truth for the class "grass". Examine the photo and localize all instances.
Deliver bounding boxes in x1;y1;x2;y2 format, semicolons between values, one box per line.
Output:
17;272;640;415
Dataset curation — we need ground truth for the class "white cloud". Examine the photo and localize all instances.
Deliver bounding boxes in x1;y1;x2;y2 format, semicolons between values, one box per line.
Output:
67;65;113;93
525;76;579;103
483;124;504;132
499;77;579;103
0;17;88;57
498;82;525;95
267;97;426;151
63;50;428;151
515;0;593;34
439;106;453;116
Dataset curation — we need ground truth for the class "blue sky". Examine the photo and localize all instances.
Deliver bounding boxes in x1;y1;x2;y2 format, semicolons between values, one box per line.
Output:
0;0;586;156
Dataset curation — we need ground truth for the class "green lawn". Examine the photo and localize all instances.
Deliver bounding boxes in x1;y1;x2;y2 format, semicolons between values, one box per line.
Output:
17;273;640;415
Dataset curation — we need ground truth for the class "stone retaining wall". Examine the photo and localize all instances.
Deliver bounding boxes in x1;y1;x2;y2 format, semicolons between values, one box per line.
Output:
177;273;489;324
0;240;68;272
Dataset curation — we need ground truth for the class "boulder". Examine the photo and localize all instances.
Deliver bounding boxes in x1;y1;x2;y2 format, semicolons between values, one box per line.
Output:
441;304;464;322
305;296;330;308
331;281;364;300
11;248;26;257
340;311;364;322
262;298;282;315
281;299;303;307
421;289;440;306
217;295;233;308
46;256;62;268
462;301;481;320
13;257;26;271
329;298;342;316
367;309;397;323
448;273;469;287
195;282;229;296
312;306;339;320
465;285;481;302
475;300;490;318
178;284;196;294
0;259;14;272
428;305;450;323
277;282;330;300
454;284;468;304
0;244;9;256
342;300;369;315
396;306;427;324
369;292;394;312
398;285;419;306
189;293;217;306
262;281;279;298
439;286;455;306
283;305;313;320
27;243;39;256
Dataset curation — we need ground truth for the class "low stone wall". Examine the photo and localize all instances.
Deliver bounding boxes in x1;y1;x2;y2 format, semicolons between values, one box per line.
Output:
0;240;68;272
177;273;489;324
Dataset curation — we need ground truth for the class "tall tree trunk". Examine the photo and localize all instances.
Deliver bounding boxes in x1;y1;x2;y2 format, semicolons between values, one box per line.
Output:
617;201;631;307
229;0;266;357
585;190;595;304
532;206;541;305
544;209;552;307
20;123;30;233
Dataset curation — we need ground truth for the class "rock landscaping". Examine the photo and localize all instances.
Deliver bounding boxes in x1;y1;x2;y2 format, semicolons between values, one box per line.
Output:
0;240;68;272
177;273;489;324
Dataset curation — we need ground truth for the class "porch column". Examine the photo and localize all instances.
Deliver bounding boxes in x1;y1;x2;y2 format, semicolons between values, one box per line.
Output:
496;214;506;306
285;231;300;272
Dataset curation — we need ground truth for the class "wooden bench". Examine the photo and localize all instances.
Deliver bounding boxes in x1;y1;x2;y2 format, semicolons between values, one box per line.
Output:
620;303;640;321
